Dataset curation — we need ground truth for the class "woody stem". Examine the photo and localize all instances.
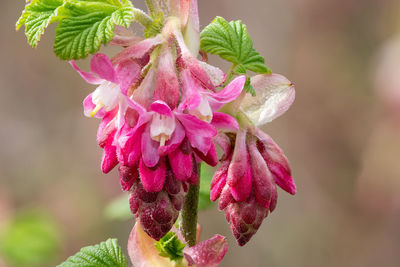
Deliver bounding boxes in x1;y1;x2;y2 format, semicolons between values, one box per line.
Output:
180;165;200;247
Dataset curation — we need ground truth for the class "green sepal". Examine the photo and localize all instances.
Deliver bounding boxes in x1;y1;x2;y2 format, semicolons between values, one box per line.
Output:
144;12;164;38
154;232;186;262
244;76;256;96
57;238;128;267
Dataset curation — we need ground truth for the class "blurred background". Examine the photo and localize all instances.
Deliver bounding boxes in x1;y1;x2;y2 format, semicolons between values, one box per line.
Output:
1;0;400;266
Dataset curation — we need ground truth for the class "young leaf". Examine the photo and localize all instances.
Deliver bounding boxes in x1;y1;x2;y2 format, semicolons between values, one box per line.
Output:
16;0;64;48
244;76;256;96
57;238;128;267
154;232;186;262
54;0;135;60
200;16;271;74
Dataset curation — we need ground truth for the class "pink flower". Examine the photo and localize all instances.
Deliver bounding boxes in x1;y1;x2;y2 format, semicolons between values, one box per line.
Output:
118;99;217;193
128;222;228;267
211;73;296;246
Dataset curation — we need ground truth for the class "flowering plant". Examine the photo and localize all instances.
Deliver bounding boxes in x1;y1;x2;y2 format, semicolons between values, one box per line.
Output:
17;0;296;265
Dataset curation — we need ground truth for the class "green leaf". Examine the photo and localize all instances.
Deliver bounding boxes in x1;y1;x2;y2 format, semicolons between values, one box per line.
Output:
0;210;61;267
16;0;64;48
198;162;215;211
54;0;135;60
104;194;133;221
154;232;186;262
244;76;256;96
200;16;271;74
57;238;128;267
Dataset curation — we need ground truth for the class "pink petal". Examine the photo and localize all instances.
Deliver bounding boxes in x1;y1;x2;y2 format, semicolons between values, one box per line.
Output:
116;59;141;95
241;73;295;126
198;61;226;87
117;114;151;166
101;140;118;174
207;75;246;110
211;112;239;131
183;235;228;267
154;48;180;109
175;113;217;155
193;143;218;167
174;30;214;90
181;0;200;56
112;35;164;64
227;129;252;202
83;93;105;118
70;61;103;85
126;98;147;115
158;119;185;156
97;110;117;147
254;129;296;195
213;133;232;159
139;157;166;192
248;140;275;208
179;0;190;27
178;69;203;111
141;125;160;168
131;68;156;110
210;159;230;201
169;148;193;182
150;100;173;117
90;53;117;82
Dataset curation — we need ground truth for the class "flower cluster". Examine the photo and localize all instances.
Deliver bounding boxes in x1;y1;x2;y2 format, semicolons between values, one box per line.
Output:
72;0;295;252
71;4;246;241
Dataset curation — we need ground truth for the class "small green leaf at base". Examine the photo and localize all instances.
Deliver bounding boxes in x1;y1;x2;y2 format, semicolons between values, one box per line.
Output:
200;16;271;74
244;76;256;96
57;238;128;267
154;232;186;262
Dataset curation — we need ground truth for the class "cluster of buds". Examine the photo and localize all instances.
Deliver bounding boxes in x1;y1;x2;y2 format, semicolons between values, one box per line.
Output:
72;0;296;249
211;74;296;246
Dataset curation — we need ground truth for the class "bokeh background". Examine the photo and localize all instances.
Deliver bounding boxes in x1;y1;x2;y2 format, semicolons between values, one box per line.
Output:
1;0;400;266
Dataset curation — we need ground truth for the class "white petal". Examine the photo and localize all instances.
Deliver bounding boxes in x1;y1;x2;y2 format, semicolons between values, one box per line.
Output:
92;81;121;111
241;74;295;126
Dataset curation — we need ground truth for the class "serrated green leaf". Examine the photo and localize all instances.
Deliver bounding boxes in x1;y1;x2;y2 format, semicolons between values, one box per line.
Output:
198;162;215;211
200;16;271;74
154;232;185;262
57;238;128;267
244;76;256;96
54;0;134;60
16;0;64;48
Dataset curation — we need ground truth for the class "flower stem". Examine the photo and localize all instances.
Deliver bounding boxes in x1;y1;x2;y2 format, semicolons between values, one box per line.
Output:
132;8;153;28
180;166;200;247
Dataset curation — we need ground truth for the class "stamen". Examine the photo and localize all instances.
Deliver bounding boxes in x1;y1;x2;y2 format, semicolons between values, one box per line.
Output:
90;103;104;118
160;135;166;147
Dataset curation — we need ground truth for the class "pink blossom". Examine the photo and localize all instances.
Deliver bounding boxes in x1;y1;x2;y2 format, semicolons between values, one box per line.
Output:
211;74;296;246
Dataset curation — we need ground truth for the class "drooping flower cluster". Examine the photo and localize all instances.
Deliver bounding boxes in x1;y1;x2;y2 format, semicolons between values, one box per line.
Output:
211;74;296;246
71;2;246;241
